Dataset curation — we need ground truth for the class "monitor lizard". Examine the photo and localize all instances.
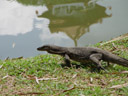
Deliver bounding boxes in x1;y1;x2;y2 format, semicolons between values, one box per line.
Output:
37;45;128;71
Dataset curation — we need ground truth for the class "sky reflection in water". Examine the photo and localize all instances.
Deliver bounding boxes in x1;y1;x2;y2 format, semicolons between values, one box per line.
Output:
0;0;128;59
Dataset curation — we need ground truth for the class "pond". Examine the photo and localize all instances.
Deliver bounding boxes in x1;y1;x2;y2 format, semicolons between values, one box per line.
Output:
0;0;128;59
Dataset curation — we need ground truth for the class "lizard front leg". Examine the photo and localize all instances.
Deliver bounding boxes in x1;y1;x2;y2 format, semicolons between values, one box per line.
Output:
89;53;107;71
64;54;71;67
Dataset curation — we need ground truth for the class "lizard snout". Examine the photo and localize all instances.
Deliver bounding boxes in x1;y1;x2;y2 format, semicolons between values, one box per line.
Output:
37;47;43;51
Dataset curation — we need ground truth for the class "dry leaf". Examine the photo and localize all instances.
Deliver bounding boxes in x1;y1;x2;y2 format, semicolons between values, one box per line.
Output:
18;92;44;95
110;71;128;74
35;77;39;84
110;83;128;89
38;77;57;81
100;79;107;86
87;83;100;87
80;94;85;96
2;74;9;79
54;86;75;96
72;74;77;78
27;75;57;84
35;77;57;84
90;77;93;83
0;65;3;69
120;71;128;74
12;56;23;60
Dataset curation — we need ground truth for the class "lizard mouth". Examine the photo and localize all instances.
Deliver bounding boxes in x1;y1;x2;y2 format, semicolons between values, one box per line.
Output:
37;47;46;51
37;47;42;51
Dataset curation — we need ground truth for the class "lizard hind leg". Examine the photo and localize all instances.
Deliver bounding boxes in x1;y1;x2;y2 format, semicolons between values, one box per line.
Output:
89;53;107;72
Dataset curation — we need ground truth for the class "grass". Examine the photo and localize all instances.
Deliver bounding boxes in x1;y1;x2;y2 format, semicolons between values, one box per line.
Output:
0;37;128;96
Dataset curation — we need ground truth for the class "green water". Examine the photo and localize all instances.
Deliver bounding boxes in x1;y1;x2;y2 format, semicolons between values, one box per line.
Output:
0;0;128;59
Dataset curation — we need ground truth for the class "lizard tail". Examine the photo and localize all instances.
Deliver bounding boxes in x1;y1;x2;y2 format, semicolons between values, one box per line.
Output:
104;54;128;67
115;57;128;67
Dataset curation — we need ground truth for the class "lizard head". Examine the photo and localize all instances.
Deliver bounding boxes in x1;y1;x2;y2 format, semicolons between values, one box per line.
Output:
37;45;51;51
37;44;65;54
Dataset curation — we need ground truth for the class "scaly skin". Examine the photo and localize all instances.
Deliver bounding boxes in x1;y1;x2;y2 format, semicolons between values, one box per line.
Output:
37;45;128;71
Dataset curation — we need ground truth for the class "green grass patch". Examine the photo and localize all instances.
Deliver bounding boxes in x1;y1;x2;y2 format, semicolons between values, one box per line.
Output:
0;37;128;95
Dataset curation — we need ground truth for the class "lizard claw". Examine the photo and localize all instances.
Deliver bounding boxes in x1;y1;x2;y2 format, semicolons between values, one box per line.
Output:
98;67;108;72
